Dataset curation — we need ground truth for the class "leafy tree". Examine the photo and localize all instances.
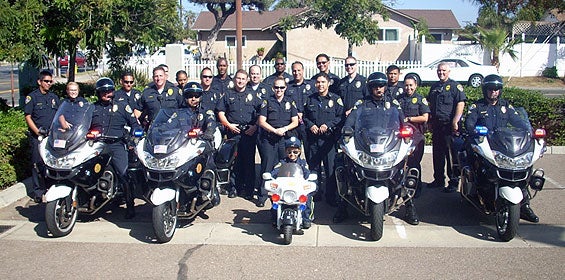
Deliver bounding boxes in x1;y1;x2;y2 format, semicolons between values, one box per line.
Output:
190;0;273;60
278;0;389;56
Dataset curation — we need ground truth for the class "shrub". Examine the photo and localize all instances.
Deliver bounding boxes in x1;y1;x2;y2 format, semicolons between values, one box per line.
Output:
542;66;558;79
0;105;30;189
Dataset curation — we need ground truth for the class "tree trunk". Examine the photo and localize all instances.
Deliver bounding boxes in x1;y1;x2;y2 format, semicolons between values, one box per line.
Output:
348;41;353;57
68;49;77;82
491;49;500;71
203;3;236;60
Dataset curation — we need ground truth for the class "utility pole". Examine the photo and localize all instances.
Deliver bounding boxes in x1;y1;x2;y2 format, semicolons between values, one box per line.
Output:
236;0;243;70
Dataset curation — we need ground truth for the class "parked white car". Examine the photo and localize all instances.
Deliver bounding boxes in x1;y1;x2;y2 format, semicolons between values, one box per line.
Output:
400;58;498;88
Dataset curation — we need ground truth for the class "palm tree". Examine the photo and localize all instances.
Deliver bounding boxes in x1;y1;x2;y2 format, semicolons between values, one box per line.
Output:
466;26;521;70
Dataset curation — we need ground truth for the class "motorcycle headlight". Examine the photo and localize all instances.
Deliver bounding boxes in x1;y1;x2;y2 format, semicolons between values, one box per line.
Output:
282;190;297;202
357;150;398;169
142;151;181;170
493;151;533;170
44;150;77;169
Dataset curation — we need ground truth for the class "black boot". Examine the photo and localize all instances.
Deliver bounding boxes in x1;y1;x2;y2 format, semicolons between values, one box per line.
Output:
404;199;419;225
520;204;539;223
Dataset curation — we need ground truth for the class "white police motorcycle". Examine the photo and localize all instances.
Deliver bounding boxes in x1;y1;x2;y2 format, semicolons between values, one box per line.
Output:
41;101;125;237
263;163;317;245
335;109;416;241
460;107;546;241
136;108;223;243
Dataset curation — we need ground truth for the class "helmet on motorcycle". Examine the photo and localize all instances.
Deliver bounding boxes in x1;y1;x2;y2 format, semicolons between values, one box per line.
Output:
285;136;301;150
366;72;388;90
95;77;115;94
183;82;203;99
482;74;503;102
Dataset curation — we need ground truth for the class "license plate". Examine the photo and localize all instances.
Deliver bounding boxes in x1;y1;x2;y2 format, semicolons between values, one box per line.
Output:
53;139;66;148
154;145;167;154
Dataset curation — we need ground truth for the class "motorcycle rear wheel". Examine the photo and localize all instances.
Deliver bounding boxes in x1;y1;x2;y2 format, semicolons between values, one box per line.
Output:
370;201;385;241
282;225;293;245
152;200;178;243
45;196;77;237
496;200;519;242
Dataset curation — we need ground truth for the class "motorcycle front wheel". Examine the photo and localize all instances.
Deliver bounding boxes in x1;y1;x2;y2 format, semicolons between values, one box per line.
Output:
152;200;178;243
370;201;385;241
282;225;293;245
496;200;520;242
45;195;77;237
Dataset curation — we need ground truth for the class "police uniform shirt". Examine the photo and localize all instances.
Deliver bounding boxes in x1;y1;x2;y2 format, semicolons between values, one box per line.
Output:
387;81;405;100
338;74;367;110
211;75;233;97
303;92;344;131
247;82;270;100
91;99;140;138
286;79;315;113
397;93;431;135
138;83;185;122
311;72;341;95
259;95;298;131
190;105;218;135
344;96;404;129
114;88;142;117
201;88;220;113
428;78;466;123
216;88;262;125
262;72;293;89
465;99;529;133
24;88;61;131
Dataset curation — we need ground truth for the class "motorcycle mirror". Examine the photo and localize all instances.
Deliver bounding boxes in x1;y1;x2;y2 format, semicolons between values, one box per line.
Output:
534;128;546;139
474;126;488;136
262;172;273;180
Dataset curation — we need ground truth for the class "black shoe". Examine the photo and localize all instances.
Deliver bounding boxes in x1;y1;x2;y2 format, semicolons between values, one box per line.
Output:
520;204;539;223
404;203;419;225
427;180;444;189
256;201;265;207
302;220;312;229
198;211;210;219
228;189;237;198
442;184;458;193
220;188;228;195
332;208;348;223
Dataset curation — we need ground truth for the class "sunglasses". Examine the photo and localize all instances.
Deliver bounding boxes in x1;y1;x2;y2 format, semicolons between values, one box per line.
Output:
42;80;53;83
273;86;286;90
287;150;300;155
123;81;134;84
486;85;502;91
202;75;213;79
186;94;202;99
317;61;328;65
275;62;285;66
345;63;356;67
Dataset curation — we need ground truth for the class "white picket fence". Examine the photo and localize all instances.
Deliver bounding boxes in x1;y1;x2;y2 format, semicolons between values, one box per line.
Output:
127;59;423;82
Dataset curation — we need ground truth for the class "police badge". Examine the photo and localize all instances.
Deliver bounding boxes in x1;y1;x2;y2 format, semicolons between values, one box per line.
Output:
246;93;253;102
385;102;390;109
228;81;234;89
328;100;334;108
306;84;311;91
445;85;451;91
167;88;173;96
285;102;291;110
112;104;118;112
501;106;506;114
355;81;361;88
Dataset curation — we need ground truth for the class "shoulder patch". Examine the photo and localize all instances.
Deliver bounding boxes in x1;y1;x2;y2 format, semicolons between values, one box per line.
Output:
422;98;428;106
457;84;464;92
274;162;282;169
336;98;343;106
125;105;132;113
25;96;32;104
261;99;268;108
354;99;363;107
392;99;400;106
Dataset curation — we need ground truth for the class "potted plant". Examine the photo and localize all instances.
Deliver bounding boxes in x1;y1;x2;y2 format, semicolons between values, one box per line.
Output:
256;47;265;56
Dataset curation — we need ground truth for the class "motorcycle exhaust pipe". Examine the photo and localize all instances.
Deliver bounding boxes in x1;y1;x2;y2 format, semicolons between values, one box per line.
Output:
529;168;545;191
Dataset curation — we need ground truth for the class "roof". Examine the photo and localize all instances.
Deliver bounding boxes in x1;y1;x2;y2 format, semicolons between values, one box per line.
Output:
396;9;461;29
192;8;307;31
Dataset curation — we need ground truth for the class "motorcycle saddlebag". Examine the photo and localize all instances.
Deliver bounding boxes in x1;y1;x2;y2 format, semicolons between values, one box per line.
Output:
215;138;239;169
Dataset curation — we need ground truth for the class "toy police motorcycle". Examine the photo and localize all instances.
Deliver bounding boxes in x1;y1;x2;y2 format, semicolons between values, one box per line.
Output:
459;107;546;242
262;163;317;245
40;101;124;237
136;108;227;243
335;109;416;241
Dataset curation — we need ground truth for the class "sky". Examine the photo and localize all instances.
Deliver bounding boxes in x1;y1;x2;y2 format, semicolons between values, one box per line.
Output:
183;0;480;26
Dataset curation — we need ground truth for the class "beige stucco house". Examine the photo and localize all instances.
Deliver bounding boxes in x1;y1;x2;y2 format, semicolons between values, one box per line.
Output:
192;6;461;62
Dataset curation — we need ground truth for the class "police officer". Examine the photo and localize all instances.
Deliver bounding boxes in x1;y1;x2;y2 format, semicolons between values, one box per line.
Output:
427;62;466;193
184;82;217;140
262;58;293;91
271;137;313;229
211;57;233;97
257;77;299;205
303;72;344;206
57;82;88;131
333;72;404;223
338;56;367;116
217;69;262;200
311;53;341;94
287;61;316;156
91;78;141;218
386;65;404;100
135;66;185;130
114;71;142;120
199;67;220;112
247;65;270;99
24;70;60;203
465;74;539;223
397;75;430;225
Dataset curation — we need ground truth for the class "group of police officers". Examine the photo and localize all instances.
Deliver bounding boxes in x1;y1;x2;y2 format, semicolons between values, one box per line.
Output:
24;54;539;226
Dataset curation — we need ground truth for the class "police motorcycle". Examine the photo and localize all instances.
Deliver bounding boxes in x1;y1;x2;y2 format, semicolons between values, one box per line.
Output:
335;106;416;241
40;100;125;237
458;76;546;242
135;108;224;243
262;163;317;245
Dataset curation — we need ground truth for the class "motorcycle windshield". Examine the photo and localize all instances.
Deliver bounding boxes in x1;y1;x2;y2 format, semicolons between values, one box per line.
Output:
275;163;304;178
145;108;193;155
48;100;94;156
488;107;533;157
354;107;401;156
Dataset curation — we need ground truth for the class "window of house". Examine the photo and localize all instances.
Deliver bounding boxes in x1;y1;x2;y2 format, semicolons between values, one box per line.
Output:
225;35;247;47
377;28;400;42
430;33;443;43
